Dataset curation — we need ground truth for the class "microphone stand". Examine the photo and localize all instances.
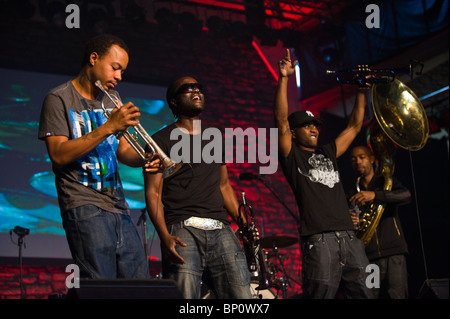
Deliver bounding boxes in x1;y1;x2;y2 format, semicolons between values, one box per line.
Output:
137;209;149;261
18;235;25;299
271;245;288;299
10;227;29;299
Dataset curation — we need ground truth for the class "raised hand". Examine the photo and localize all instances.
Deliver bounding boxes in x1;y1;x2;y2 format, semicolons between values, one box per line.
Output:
278;49;298;78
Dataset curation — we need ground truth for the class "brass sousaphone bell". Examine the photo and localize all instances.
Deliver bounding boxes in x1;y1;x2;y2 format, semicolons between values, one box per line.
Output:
371;78;429;151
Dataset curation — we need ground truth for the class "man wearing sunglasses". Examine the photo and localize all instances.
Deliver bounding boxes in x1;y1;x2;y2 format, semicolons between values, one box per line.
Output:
143;76;252;299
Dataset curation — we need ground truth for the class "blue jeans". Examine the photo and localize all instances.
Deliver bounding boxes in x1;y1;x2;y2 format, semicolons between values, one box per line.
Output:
62;205;150;279
162;222;252;299
302;230;372;299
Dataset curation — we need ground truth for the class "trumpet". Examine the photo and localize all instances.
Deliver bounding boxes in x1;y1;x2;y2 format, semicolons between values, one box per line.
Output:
94;80;182;178
326;65;395;87
238;192;272;290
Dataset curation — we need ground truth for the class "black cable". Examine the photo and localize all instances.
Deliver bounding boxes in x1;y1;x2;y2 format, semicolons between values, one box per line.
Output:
408;149;429;282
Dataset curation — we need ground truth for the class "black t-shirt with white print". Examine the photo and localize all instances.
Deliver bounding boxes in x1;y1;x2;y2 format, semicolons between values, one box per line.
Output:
279;141;354;237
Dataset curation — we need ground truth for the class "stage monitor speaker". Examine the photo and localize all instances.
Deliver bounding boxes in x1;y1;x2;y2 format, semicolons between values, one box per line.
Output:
417;279;449;299
68;279;183;299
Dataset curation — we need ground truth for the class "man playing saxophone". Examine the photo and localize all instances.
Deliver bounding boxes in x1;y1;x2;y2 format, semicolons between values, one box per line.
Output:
39;34;159;279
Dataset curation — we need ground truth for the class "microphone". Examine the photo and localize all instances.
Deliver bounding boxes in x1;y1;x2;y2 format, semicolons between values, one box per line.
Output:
239;172;261;181
137;209;147;226
12;226;30;237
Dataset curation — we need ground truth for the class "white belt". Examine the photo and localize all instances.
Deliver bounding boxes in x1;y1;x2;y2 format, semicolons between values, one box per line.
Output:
184;216;223;230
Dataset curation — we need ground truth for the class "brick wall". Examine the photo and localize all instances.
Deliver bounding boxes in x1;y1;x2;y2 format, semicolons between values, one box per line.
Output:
0;258;68;299
0;258;165;299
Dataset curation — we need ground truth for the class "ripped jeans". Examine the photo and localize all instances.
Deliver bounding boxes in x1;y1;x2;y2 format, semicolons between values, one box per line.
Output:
162;221;252;299
301;230;373;299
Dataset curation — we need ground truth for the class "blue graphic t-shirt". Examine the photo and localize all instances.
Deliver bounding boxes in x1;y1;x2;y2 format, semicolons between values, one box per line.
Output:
69;108;119;191
38;81;128;214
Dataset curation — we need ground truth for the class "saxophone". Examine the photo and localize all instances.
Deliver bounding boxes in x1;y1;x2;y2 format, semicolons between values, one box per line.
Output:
237;192;272;290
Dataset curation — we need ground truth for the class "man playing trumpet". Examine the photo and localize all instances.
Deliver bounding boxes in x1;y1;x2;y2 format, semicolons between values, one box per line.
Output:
39;34;159;279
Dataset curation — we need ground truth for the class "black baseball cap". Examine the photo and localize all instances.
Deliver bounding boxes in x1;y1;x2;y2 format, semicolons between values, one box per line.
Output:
288;110;323;129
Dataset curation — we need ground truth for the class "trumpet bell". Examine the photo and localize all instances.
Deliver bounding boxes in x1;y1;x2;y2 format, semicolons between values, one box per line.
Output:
371;78;429;151
162;161;183;178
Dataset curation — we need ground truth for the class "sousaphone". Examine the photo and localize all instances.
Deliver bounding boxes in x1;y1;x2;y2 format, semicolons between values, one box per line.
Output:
356;77;429;245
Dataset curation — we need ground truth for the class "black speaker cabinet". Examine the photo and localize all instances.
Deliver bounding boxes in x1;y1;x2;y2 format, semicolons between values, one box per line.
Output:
418;279;449;299
68;279;183;299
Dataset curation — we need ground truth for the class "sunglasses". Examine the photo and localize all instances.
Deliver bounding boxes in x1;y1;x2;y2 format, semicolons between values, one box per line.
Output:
175;83;205;95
